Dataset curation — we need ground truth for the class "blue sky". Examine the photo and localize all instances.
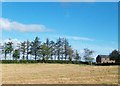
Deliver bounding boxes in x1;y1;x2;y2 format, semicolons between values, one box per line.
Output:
1;2;118;56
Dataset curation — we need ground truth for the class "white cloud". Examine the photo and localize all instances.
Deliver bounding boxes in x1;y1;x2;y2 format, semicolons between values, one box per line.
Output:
0;18;50;32
69;36;94;41
60;35;94;41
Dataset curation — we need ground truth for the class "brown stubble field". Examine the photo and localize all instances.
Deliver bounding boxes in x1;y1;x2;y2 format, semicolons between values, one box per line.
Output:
0;64;2;85
2;64;118;84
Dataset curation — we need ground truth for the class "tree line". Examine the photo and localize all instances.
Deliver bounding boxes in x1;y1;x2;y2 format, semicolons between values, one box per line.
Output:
1;37;95;63
2;36;119;64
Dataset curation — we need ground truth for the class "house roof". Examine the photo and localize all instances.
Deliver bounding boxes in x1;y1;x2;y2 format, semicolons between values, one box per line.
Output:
97;55;109;58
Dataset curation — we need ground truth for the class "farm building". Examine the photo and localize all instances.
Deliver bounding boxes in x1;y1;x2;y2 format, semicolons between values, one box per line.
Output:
96;55;115;64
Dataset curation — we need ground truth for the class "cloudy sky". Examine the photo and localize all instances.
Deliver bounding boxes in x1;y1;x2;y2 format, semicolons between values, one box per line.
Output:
1;2;118;56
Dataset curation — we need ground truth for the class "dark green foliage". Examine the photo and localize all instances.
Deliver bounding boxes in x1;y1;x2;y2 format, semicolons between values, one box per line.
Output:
49;40;55;60
13;49;20;60
26;40;30;60
21;41;26;60
2;37;88;64
40;43;51;62
1;60;38;64
109;50;120;63
1;60;87;64
4;41;13;60
2;60;18;63
30;37;41;60
4;43;9;60
19;60;38;63
55;37;63;60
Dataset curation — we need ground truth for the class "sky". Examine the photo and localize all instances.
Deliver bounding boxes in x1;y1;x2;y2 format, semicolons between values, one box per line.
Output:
0;2;118;57
0;0;120;2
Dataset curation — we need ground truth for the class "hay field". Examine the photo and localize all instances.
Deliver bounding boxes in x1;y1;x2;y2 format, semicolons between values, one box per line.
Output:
2;64;118;84
0;64;2;85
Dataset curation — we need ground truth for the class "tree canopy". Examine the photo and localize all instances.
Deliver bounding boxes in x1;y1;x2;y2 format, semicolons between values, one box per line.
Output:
109;50;120;63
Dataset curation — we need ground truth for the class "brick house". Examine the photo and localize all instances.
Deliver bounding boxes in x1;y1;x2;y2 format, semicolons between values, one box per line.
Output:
96;55;115;64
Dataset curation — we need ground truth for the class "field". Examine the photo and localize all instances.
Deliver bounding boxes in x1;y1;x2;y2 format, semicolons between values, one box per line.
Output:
1;64;118;84
0;64;2;85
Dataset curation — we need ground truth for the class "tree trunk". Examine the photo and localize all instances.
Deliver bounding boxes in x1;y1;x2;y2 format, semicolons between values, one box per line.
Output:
23;53;25;60
35;51;37;60
69;56;72;62
50;54;53;60
5;52;6;60
26;54;28;60
10;52;11;60
42;55;45;63
65;54;67;61
58;50;60;60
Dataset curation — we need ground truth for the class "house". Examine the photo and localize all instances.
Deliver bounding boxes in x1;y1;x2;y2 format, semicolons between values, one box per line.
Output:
96;55;115;64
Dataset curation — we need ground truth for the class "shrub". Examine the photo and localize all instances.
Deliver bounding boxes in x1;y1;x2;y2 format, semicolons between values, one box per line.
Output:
1;60;93;65
2;60;37;64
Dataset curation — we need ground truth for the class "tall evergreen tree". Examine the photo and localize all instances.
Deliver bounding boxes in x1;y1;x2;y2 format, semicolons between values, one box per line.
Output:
13;49;20;60
21;41;26;60
30;37;41;60
4;43;9;60
26;40;30;60
46;38;50;59
56;38;62;60
4;40;13;60
8;41;13;59
41;43;50;62
49;40;55;60
64;38;70;60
